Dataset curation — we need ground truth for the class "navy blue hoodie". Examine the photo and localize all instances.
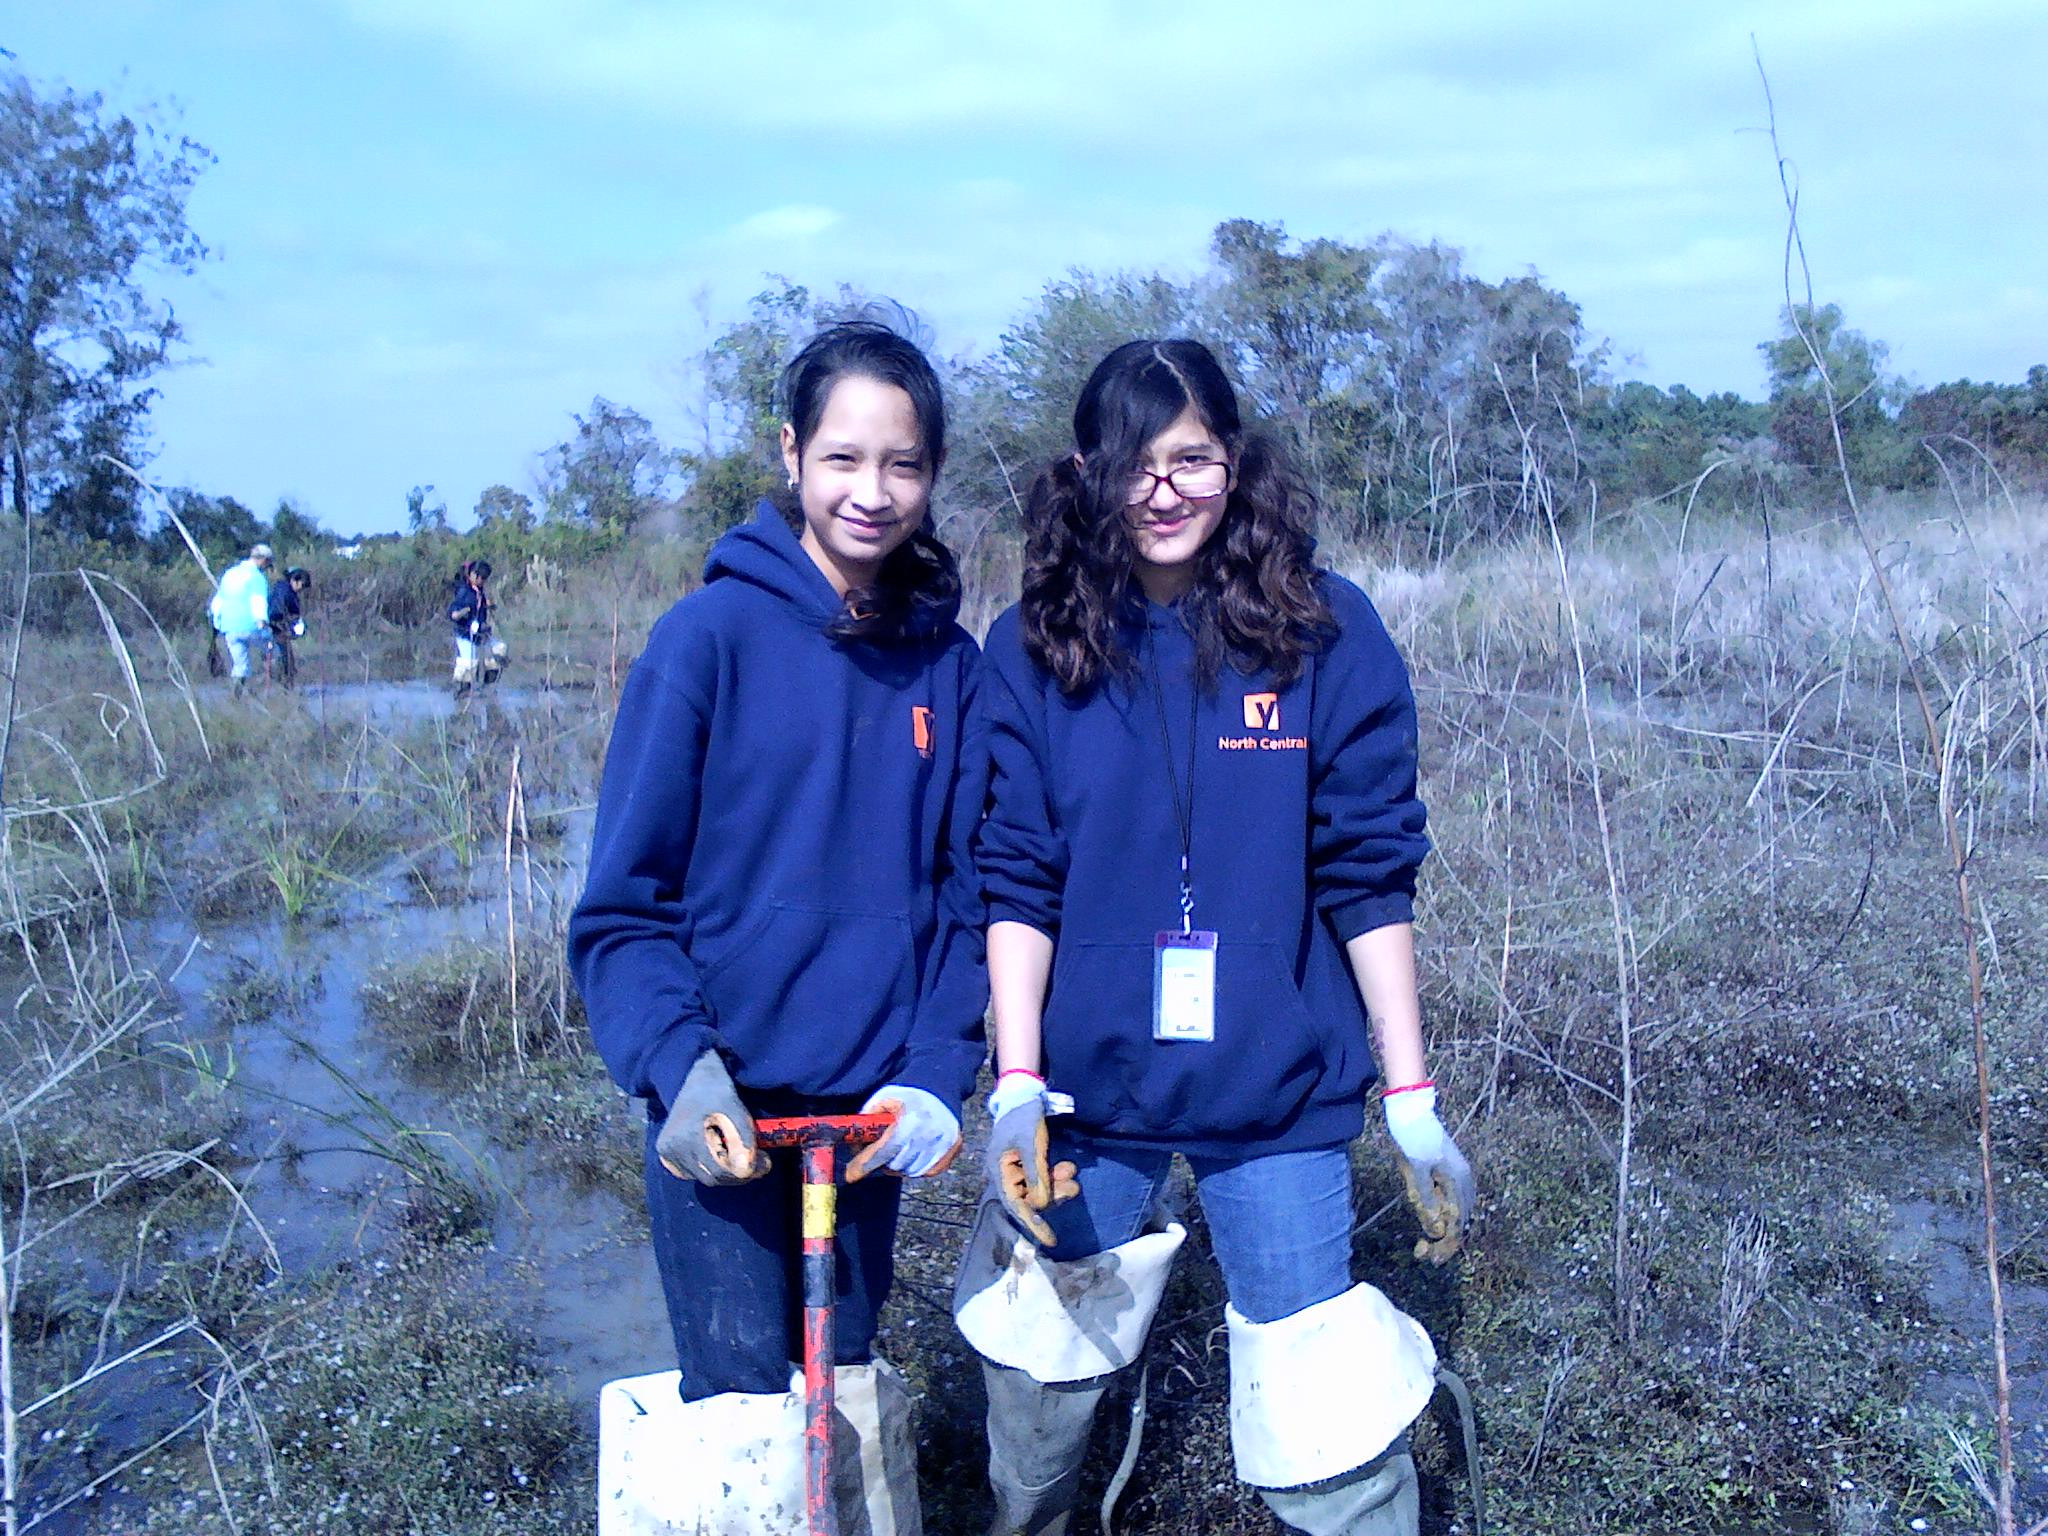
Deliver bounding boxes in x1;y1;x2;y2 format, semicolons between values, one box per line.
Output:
448;575;490;637
976;575;1428;1156
569;503;987;1117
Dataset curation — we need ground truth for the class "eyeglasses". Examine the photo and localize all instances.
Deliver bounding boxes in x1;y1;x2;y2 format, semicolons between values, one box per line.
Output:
1124;461;1231;507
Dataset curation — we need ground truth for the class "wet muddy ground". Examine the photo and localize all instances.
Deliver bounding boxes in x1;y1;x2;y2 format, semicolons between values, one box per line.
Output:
15;654;2047;1534
154;891;673;1409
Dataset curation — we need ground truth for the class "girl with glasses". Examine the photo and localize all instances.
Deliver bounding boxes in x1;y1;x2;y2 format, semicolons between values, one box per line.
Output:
571;319;986;1532
956;339;1472;1536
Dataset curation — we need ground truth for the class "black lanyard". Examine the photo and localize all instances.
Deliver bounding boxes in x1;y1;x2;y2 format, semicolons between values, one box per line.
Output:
1145;623;1197;934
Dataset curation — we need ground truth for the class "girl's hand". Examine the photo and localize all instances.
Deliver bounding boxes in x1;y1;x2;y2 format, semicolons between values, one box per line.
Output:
984;1070;1079;1247
1383;1084;1476;1262
656;1051;769;1184
846;1087;962;1180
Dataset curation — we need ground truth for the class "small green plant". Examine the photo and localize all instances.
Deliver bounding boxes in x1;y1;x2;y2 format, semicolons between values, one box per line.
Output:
156;1034;238;1101
386;721;481;870
256;807;379;921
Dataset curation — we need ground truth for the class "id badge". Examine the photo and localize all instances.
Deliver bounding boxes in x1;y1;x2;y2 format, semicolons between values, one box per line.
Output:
1153;930;1219;1042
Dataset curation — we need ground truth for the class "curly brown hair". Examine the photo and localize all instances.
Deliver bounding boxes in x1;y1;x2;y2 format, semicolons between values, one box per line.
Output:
1022;339;1333;694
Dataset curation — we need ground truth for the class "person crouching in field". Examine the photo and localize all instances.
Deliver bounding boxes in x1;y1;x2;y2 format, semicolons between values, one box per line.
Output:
569;319;986;1533
955;340;1474;1536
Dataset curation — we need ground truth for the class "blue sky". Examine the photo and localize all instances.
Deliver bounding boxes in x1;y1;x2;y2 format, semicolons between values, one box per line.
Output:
13;1;2047;535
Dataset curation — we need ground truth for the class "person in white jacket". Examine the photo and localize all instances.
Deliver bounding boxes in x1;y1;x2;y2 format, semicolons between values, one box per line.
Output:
208;543;274;694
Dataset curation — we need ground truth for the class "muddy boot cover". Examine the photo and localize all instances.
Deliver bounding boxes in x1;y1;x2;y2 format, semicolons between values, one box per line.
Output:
1260;1447;1420;1536
1227;1283;1436;1490
982;1359;1112;1536
835;1360;923;1536
597;1362;922;1536
953;1201;1186;1383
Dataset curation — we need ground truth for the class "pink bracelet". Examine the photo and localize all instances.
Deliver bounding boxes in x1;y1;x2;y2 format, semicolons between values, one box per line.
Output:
999;1067;1046;1084
1381;1079;1435;1098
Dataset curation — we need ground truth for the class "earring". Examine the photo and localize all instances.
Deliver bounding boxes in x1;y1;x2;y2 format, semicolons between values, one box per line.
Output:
786;475;798;490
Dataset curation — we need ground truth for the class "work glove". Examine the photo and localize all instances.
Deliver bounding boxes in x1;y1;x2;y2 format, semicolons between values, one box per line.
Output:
1383;1084;1475;1264
846;1086;961;1180
292;619;305;637
656;1051;768;1185
984;1070;1078;1248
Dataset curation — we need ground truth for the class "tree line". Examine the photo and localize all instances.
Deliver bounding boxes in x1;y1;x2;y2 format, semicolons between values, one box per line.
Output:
7;68;2046;577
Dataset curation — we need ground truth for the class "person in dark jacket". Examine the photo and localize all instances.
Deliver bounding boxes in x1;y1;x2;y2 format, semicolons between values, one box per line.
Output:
569;320;985;1531
954;341;1473;1536
267;567;310;684
447;560;492;695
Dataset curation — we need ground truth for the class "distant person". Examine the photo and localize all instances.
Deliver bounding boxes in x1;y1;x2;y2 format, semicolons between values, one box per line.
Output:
447;559;492;697
208;542;274;696
267;566;311;685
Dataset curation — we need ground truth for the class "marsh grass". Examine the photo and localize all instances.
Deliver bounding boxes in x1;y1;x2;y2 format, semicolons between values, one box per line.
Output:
362;933;585;1077
254;807;382;922
7;489;2047;1532
465;1055;640;1202
115;1244;592;1536
1341;491;2048;1530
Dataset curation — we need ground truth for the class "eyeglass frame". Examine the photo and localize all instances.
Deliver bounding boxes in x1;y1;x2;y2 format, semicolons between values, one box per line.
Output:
1121;459;1235;507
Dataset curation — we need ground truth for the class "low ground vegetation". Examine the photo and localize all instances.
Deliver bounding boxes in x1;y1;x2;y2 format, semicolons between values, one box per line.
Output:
1;493;2042;1533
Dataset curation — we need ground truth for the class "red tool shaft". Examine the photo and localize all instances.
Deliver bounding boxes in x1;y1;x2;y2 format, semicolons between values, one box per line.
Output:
752;1111;892;1536
800;1137;838;1536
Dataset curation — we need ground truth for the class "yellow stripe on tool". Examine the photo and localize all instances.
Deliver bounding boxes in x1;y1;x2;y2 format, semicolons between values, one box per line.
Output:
803;1183;837;1238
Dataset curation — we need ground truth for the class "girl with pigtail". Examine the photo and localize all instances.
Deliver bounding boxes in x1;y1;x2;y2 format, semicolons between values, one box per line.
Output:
956;339;1473;1536
572;318;985;1534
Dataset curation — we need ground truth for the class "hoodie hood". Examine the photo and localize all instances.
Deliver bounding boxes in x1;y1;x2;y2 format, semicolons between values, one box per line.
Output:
703;498;963;644
702;500;845;628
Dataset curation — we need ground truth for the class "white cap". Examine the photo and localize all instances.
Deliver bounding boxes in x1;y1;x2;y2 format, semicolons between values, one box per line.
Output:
250;542;274;560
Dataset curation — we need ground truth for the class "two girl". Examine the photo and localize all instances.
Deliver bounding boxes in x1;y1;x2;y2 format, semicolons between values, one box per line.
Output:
573;322;1471;1536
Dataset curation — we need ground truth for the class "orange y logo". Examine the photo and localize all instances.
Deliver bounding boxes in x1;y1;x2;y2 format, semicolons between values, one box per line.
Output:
1242;692;1280;730
912;706;935;759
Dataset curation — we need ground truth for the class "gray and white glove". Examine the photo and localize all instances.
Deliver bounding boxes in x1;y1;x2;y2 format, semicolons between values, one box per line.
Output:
1383;1084;1475;1263
847;1085;961;1180
655;1051;767;1185
984;1070;1078;1248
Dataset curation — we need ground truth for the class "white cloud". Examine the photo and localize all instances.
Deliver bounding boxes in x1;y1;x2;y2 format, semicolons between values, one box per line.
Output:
27;0;2045;529
726;204;841;242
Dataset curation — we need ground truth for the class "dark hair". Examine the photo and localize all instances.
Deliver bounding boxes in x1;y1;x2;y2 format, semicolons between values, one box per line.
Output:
1022;339;1333;694
777;315;960;645
286;567;311;587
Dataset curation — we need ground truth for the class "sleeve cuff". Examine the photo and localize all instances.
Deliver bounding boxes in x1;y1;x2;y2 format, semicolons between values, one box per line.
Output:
986;901;1058;939
895;1044;986;1116
1325;889;1415;944
639;1024;716;1113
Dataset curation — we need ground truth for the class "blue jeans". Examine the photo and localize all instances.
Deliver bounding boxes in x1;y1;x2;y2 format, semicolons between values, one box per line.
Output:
1038;1132;1355;1323
642;1121;902;1401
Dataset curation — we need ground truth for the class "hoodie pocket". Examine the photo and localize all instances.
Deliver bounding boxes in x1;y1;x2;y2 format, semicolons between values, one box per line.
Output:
697;901;917;1082
1047;939;1326;1142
